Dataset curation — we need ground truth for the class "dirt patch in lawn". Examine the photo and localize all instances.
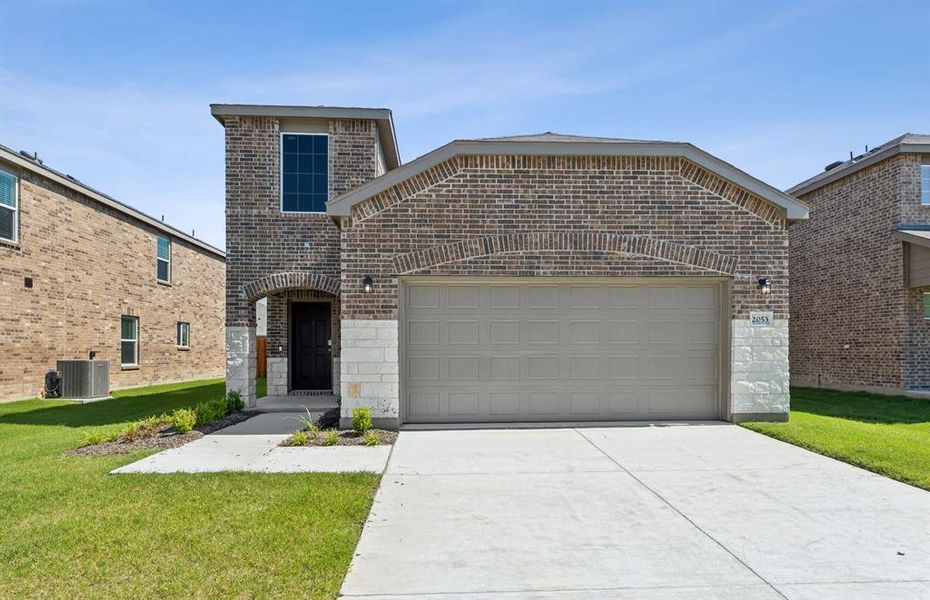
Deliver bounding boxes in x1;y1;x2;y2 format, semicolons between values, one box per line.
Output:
67;411;261;457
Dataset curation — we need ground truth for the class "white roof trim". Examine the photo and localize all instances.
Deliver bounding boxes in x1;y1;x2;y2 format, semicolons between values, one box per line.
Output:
0;146;225;259
895;229;930;249
326;139;809;220
210;104;401;170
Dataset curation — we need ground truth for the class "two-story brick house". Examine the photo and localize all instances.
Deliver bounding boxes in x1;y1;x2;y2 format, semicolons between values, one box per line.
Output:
0;144;226;402
214;104;808;428
788;134;930;395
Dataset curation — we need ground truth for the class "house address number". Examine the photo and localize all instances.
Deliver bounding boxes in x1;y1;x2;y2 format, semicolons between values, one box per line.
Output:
750;311;773;327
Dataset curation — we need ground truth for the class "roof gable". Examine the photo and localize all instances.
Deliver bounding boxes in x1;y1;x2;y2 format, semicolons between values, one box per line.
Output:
327;136;808;220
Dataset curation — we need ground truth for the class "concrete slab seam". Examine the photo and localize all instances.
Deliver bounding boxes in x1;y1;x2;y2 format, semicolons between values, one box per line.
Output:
572;428;789;600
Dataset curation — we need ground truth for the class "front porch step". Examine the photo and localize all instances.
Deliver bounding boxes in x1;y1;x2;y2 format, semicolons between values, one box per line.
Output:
256;394;339;413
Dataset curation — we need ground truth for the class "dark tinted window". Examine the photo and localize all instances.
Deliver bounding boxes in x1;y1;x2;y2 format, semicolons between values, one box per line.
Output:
282;134;328;212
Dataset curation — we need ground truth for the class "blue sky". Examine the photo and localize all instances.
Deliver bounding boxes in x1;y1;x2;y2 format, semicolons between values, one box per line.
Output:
1;1;928;250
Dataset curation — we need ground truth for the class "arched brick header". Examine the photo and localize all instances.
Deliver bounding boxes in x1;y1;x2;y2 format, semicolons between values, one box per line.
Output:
241;272;340;300
392;232;738;276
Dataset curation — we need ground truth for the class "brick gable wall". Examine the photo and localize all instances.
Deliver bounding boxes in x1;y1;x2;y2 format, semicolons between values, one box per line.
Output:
340;155;788;320
0;166;225;402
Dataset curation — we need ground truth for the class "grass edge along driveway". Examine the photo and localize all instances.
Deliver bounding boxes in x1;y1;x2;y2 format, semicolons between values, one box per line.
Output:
742;386;930;491
0;378;379;599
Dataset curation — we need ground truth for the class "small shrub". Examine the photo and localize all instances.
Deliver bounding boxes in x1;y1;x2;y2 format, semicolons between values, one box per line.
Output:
288;430;309;446
118;415;164;442
168;408;196;434
81;430;116;447
361;430;380;447
194;397;227;426
352;407;372;434
322;429;340;446
225;390;244;414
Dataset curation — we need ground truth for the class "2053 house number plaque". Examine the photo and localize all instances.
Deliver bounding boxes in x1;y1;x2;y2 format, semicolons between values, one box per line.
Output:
750;311;774;327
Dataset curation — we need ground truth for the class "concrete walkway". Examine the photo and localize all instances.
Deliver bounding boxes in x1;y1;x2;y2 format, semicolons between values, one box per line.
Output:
111;412;390;474
340;424;930;599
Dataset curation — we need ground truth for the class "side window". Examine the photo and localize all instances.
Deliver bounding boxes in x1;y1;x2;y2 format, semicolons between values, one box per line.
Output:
0;168;18;243
177;322;190;348
121;316;139;366
921;165;930;206
281;133;328;213
157;236;171;283
924;293;930;320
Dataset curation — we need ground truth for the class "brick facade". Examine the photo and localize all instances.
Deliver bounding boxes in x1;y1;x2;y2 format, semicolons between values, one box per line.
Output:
341;155;788;321
338;154;790;424
223;116;378;323
218;106;796;422
790;152;930;392
219;113;381;403
0;158;225;402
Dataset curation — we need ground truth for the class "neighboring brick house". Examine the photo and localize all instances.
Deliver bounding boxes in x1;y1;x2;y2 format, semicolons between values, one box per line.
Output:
0;145;226;402
788;134;930;395
214;104;808;428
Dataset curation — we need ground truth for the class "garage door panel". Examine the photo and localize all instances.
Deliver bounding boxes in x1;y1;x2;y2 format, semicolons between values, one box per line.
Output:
569;321;601;344
408;320;440;345
403;280;722;423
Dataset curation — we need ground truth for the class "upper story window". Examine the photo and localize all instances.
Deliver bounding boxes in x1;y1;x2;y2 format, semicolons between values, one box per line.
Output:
157;235;171;283
0;168;18;243
281;133;328;213
921;165;930;206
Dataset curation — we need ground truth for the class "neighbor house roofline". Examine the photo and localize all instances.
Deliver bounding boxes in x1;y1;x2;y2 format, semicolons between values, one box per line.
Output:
209;103;401;170
0;144;226;259
788;133;930;197
325;137;809;220
894;226;930;249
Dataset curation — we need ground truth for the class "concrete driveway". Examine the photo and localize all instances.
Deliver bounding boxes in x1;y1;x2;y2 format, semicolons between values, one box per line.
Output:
341;424;929;599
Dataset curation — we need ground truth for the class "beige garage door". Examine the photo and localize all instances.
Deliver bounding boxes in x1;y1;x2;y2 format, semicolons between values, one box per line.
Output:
402;278;724;424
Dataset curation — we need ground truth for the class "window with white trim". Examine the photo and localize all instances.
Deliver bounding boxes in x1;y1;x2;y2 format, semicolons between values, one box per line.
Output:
177;321;190;348
923;293;930;320
921;165;930;206
157;235;171;283
0;168;17;243
121;316;139;366
281;133;328;212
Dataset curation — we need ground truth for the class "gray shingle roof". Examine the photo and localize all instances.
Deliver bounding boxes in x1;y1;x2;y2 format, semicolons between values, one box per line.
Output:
788;133;930;196
0;144;225;258
470;132;674;144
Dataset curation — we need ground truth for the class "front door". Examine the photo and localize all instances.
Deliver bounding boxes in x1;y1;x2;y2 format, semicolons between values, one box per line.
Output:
291;302;332;390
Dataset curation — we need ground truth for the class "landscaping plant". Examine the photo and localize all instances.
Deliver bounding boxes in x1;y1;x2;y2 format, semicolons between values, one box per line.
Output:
167;408;196;434
225;390;244;414
118;415;164;442
288;430;309;446
361;430;380;447
194;397;228;427
322;429;340;446
352;407;372;434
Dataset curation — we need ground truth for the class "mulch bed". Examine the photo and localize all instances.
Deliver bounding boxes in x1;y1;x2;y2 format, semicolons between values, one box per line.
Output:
67;411;261;457
289;429;398;447
281;407;398;447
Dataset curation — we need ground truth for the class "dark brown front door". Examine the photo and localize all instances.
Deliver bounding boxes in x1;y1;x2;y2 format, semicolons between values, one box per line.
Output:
291;302;331;390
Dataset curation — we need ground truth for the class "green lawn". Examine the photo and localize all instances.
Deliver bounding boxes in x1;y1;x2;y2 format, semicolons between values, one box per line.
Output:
742;387;930;491
0;379;378;599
